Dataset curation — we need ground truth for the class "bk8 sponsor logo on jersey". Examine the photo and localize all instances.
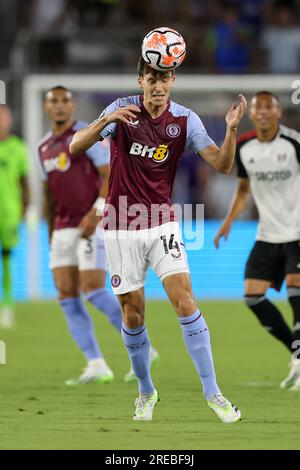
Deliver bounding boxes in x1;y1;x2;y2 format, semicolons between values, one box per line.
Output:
43;152;71;174
130;142;169;163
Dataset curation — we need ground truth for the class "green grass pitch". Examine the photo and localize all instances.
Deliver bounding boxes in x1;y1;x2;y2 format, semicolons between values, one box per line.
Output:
0;300;299;450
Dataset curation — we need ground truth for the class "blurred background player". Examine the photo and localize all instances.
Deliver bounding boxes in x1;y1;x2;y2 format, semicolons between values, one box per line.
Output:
39;86;158;385
70;57;247;423
0;105;29;329
215;91;300;390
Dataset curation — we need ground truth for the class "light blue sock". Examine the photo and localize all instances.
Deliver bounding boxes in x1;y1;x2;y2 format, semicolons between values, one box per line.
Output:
85;288;122;332
60;297;102;361
121;322;154;394
179;309;220;399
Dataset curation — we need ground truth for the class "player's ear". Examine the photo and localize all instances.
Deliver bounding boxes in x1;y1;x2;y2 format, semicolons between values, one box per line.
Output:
277;104;283;119
138;76;143;89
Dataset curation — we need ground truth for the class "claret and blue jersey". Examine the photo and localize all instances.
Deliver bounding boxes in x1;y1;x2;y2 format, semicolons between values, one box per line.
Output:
37;121;110;229
98;95;215;228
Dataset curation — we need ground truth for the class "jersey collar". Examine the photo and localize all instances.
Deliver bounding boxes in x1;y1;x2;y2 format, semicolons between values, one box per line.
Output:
139;96;170;123
257;126;280;143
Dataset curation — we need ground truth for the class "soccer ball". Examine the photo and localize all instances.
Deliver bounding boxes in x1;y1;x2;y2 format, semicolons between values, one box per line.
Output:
142;27;186;71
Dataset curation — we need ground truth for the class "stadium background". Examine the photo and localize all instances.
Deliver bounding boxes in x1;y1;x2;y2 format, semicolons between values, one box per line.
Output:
1;0;299;301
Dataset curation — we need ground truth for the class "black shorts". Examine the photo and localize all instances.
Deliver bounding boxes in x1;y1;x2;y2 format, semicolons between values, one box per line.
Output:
245;240;300;291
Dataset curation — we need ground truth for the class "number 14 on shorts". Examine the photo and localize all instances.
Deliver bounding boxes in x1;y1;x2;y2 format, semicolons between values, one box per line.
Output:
161;234;182;256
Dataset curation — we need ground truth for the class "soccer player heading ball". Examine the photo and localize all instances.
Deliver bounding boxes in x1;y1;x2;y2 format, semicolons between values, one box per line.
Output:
70;38;247;422
38;86;159;385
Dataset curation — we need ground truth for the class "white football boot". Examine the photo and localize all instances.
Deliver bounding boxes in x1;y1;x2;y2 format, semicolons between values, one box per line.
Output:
133;389;159;421
290;376;300;391
207;394;241;423
124;346;160;383
281;357;300;389
65;358;113;385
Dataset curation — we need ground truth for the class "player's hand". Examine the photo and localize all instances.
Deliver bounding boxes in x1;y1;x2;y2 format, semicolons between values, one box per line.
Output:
226;94;247;130
78;209;100;239
214;221;232;249
106;105;141;125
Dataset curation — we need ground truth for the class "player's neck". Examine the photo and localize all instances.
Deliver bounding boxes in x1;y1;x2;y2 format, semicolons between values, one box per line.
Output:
143;99;168;119
256;125;279;142
52;118;74;136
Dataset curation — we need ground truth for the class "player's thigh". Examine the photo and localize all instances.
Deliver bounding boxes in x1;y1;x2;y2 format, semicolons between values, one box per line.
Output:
78;230;107;292
245;241;282;292
118;287;145;328
286;274;300;287
103;230;148;295
244;278;271;295
285;241;300;287
78;229;107;273
148;222;190;284
163;272;197;317
79;269;106;293
52;266;80;299
50;228;79;270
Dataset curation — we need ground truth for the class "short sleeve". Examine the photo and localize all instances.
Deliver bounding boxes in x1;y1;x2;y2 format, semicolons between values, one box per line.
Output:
96;100;120;139
186;110;215;153
86;137;110;167
235;142;248;178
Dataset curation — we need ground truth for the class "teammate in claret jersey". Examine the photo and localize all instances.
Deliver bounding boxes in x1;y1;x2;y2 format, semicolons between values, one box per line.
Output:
38;86;158;385
215;91;300;390
70;57;247;423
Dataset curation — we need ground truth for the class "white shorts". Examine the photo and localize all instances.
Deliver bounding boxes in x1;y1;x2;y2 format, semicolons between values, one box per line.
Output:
103;221;190;295
50;227;107;271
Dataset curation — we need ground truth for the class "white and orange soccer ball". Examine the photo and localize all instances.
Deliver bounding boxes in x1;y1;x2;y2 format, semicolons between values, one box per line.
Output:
141;27;186;71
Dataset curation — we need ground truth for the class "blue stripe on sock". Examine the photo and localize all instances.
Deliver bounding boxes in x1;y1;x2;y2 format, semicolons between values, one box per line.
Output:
179;309;202;325
121;325;146;336
180;312;202;325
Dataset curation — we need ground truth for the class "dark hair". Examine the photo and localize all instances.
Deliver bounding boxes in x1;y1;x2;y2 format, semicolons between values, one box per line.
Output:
255;91;279;102
44;85;73;99
137;56;175;77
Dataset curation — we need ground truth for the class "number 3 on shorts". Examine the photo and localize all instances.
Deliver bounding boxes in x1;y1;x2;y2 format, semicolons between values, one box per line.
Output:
84;237;93;255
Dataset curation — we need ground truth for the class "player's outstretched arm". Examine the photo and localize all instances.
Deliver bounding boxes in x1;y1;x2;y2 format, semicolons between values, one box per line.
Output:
199;94;247;174
214;177;250;249
43;181;55;241
69;105;140;155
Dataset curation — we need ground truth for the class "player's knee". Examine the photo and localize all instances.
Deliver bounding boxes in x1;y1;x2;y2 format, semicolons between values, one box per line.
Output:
81;279;104;294
119;292;145;328
173;290;196;316
55;280;79;300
